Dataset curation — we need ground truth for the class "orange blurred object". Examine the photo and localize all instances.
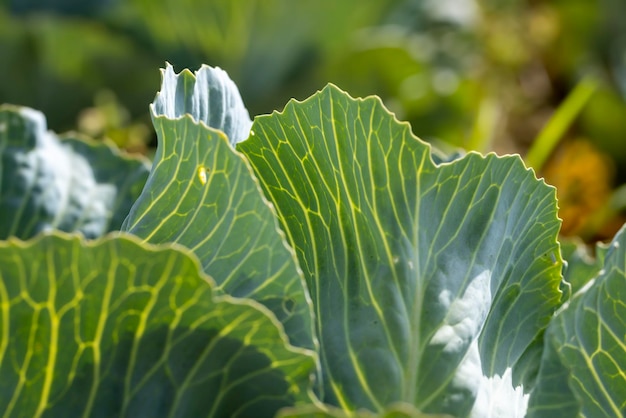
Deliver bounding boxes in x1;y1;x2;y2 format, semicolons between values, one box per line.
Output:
542;139;614;237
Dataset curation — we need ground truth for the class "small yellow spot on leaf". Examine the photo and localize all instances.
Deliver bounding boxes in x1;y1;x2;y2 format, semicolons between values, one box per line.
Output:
197;166;209;185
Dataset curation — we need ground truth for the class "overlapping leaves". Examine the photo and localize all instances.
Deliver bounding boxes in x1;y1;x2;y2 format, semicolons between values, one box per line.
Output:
238;85;563;415
122;65;315;351
6;63;626;417
528;225;626;417
0;233;315;417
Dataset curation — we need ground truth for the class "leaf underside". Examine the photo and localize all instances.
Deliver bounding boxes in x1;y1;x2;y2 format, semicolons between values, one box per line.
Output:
151;63;252;145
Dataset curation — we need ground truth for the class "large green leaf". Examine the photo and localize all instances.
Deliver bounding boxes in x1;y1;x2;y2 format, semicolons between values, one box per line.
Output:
0;105;150;240
0;233;315;417
122;67;314;351
237;85;563;415
527;225;626;417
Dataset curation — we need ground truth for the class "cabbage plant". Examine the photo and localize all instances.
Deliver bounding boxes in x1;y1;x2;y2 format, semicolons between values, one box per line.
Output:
0;64;624;417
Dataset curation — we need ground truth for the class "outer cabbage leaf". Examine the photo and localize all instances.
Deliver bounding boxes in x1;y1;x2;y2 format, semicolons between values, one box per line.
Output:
527;225;626;417
0;233;315;417
122;67;314;351
238;85;563;416
151;63;252;144
0;105;150;239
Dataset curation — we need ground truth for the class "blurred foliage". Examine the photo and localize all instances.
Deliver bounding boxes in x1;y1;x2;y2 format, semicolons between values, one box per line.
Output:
1;0;626;241
77;89;151;154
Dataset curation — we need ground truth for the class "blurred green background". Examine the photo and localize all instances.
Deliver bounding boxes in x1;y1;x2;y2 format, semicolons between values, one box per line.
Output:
2;0;626;241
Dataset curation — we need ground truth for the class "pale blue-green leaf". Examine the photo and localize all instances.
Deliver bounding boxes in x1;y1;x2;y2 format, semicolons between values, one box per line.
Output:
527;224;626;417
238;84;563;415
151;63;252;144
0;105;150;239
122;70;314;351
0;232;315;417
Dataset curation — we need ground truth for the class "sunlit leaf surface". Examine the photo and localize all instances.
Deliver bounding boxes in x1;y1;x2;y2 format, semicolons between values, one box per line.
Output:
122;67;314;351
0;233;315;417
239;85;563;415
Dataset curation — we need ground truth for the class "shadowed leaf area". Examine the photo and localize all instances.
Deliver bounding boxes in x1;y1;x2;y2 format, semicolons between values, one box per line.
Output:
0;105;150;239
528;224;626;417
